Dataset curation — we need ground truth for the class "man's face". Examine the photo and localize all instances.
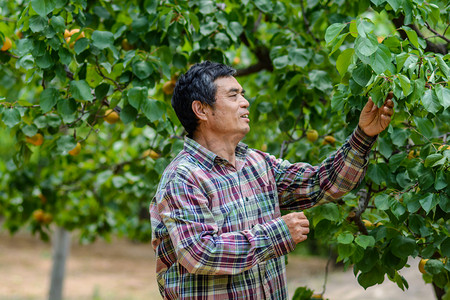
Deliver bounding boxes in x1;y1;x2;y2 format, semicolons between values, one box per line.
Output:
204;76;250;141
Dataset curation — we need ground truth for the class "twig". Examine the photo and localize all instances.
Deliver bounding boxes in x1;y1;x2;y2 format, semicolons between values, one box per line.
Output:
95;58;123;92
425;23;450;44
299;0;320;43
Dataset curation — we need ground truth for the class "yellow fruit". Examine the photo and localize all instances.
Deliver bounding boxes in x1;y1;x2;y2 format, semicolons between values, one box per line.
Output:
407;150;419;159
121;38;134;50
32;209;45;222
42;212;53;224
38;193;47;204
261;144;268;152
323;135;336;145
362;219;374;227
311;294;323;299
1;36;12;51
68;142;81;156
163;80;176;95
65;29;85;48
105;109;120;124
306;129;319;142
143;149;160;159
377;36;384;43
64;29;71;38
419;258;428;274
16;31;23;39
26;133;44;146
233;57;241;65
438;145;450;151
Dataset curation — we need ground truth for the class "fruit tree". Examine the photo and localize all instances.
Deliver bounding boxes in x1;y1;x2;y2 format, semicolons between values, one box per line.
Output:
0;0;449;299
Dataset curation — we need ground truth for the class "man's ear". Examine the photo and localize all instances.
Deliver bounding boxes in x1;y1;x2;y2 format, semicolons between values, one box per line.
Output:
192;100;208;121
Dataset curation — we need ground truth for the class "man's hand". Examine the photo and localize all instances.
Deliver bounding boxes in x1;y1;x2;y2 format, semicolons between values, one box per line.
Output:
358;92;395;137
281;212;310;244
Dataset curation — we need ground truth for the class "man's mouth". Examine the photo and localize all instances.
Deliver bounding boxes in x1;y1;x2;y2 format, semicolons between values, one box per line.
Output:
240;114;249;119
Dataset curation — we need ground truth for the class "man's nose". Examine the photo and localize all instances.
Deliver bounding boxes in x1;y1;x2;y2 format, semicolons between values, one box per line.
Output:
240;95;249;108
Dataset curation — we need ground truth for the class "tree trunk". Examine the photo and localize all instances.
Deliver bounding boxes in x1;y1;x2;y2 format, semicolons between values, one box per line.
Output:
432;282;445;300
48;227;71;300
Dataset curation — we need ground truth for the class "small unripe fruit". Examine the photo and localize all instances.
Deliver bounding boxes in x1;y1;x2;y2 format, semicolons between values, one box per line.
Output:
162;80;176;95
419;258;428;274
105;109;120;124
68;142;81;156
323;135;336;145
306;129;319;142
1;37;12;51
26;133;44;146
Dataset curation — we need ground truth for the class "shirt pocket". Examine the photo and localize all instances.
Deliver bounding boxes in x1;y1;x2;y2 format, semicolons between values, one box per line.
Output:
243;182;279;225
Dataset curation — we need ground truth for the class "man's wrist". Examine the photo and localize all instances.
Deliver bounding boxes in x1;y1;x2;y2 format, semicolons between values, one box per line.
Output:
349;126;378;156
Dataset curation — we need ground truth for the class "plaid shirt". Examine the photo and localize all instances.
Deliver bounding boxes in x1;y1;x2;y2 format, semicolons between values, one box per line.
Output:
150;126;376;299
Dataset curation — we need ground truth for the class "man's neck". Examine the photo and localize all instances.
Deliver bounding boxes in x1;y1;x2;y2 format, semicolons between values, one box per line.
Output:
193;132;241;168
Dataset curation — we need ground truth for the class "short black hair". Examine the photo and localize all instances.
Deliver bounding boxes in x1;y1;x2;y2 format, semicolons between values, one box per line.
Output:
171;61;236;137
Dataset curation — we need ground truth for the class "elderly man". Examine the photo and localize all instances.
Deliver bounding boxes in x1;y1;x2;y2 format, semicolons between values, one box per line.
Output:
150;61;394;299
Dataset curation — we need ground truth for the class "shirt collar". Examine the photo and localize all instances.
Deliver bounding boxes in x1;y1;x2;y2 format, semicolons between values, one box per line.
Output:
184;137;249;171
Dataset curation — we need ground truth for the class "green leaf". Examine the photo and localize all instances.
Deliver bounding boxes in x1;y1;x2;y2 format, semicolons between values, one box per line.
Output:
254;0;273;13
425;259;444;275
40;88;59;113
355;34;378;56
395;53;409;72
374;194;390;210
56;135;77;153
349;20;357;37
95;83;110;101
31;0;57;17
144;0;158;13
337;232;354;244
289;48;312;69
356;18;374;38
331;87;346;111
29;15;48;33
50;16;65;33
74;38;89;54
422;90;441;114
273;55;289;69
120;105;137;124
357;248;379;272
414;117;433;139
311;202;340;226
36;52;54;69
419;194;439;214
91;31;114;50
141;99;165;122
397;74;411;96
435;169;448;190
336;48;354;77
127;87;147;110
325;23;347;45
386;0;401;11
390;236;416;258
370;44;392;74
434;84;450;109
390;128;410;147
355;235;375;249
424;153;444;167
22;124;38;137
132;61;153;80
2;108;21;127
367;163;389;185
435;55;449;79
69;80;93;102
441;238;450;257
403;27;419;49
227;22;243;40
357;265;385;289
352;63;372;87
200;22;218;36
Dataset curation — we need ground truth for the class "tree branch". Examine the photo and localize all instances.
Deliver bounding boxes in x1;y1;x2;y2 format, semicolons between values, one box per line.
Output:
425;22;450;44
392;15;447;54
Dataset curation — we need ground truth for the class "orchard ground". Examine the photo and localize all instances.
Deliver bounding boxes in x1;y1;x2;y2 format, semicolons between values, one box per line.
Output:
0;229;435;300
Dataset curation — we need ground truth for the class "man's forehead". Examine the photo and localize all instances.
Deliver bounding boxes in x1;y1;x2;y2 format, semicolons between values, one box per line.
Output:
214;76;242;91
